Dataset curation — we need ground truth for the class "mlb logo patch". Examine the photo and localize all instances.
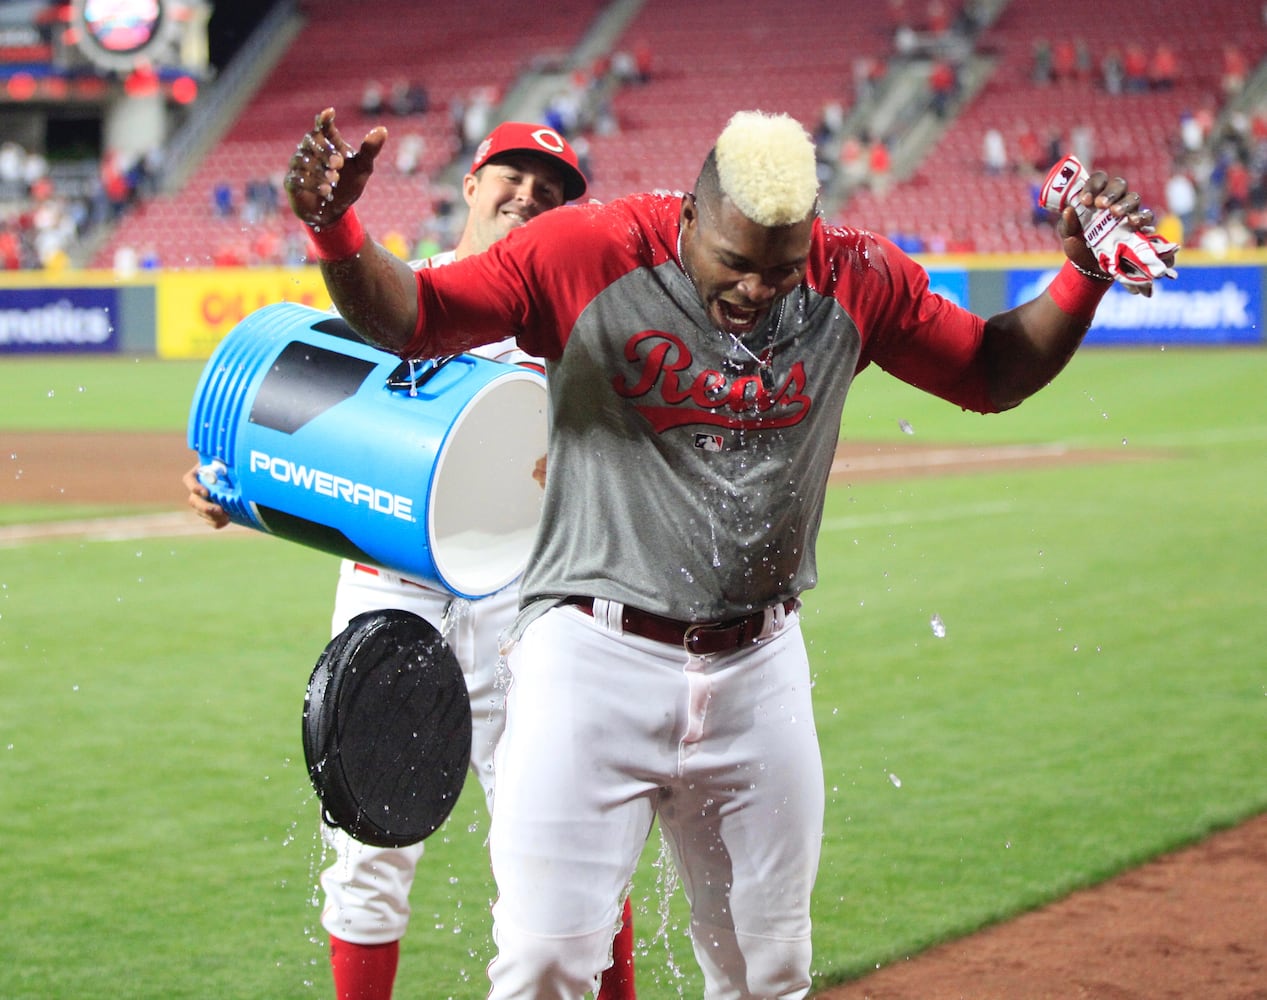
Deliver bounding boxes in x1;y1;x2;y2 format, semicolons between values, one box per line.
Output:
694;433;725;452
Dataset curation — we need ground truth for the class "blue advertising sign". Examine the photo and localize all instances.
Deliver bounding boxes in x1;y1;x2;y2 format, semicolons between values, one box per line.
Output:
0;287;121;354
1007;265;1262;345
924;265;968;308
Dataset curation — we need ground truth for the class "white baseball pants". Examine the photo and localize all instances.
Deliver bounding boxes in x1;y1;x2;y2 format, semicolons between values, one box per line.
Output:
486;601;824;998
319;560;517;944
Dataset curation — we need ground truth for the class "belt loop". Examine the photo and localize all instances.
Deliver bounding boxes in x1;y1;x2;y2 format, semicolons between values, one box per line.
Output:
768;601;786;636
591;598;624;634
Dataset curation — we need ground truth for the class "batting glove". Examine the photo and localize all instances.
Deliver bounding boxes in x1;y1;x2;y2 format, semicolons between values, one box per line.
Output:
1040;154;1179;292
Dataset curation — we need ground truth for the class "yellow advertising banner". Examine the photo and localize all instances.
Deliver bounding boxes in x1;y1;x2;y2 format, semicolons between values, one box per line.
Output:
156;267;333;359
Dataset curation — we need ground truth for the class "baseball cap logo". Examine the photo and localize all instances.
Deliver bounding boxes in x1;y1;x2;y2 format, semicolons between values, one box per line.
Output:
531;128;566;154
470;121;587;201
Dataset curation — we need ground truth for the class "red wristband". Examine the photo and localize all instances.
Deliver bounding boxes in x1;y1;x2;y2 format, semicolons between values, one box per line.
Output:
305;208;366;262
1047;260;1112;320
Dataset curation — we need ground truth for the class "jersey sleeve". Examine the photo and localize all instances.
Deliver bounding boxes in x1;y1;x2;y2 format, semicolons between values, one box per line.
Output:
400;203;631;363
842;231;998;414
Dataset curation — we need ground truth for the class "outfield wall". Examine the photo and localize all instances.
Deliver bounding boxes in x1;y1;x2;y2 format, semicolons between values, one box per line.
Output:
0;254;1262;358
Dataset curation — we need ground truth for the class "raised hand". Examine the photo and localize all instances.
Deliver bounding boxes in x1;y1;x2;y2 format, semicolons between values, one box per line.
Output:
284;108;388;229
1041;154;1178;296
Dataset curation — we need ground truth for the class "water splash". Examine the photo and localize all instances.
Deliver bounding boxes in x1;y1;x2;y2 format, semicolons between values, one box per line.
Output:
929;613;946;638
642;830;690;994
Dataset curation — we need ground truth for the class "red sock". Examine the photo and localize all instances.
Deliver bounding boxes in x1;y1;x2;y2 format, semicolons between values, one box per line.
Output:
329;935;400;1000
598;896;637;999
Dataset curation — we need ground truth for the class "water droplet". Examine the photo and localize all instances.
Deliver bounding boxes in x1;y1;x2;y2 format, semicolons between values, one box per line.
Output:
888;772;902;788
898;419;914;435
930;613;946;638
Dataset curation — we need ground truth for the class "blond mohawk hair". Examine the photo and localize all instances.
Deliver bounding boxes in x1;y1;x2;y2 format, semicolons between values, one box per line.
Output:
714;110;818;226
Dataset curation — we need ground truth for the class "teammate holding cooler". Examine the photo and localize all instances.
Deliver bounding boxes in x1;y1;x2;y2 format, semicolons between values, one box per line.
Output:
184;121;637;1000
286;104;1174;998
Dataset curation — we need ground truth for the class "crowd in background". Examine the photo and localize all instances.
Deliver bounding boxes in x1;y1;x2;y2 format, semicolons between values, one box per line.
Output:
0;141;164;271
3;10;1267;271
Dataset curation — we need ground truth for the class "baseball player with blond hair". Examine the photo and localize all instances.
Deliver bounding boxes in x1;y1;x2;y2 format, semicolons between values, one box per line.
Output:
186;118;636;1000
286;106;1170;996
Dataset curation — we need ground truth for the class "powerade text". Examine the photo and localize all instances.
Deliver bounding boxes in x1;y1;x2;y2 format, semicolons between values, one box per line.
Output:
248;450;415;521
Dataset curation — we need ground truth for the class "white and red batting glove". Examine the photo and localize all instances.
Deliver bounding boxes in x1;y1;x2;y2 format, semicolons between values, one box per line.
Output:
1040;154;1179;293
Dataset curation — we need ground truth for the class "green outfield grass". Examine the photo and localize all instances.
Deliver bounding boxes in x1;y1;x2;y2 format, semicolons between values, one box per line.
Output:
1;348;1264;997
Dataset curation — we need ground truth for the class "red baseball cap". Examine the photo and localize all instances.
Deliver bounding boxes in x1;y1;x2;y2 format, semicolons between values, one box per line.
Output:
469;122;588;202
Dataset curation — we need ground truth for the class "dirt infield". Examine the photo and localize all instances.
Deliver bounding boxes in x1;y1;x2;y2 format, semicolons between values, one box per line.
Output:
817;814;1267;1000
1;430;1134;506
6;430;1265;997
2;430;199;507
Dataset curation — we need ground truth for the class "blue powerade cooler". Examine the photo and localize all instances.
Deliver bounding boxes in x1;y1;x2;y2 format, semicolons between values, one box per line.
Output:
187;302;547;599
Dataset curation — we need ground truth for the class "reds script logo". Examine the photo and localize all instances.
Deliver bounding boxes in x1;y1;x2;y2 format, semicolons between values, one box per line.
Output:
612;330;811;432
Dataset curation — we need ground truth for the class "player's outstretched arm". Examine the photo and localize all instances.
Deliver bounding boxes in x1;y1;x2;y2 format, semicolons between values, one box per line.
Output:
284;108;420;353
979;169;1175;410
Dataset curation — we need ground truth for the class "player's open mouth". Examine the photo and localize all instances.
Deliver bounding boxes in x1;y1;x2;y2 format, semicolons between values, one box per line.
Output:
714;299;764;334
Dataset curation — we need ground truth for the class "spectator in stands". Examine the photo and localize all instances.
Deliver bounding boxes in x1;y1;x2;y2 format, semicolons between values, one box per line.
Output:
381;228;410;260
21;147;48;194
929;58;958;118
982;127;1007;175
0;221;21;270
212;180;234;218
394;133;426;176
1165;166;1198;238
544;87;582;137
1031;38;1053;85
112;244;138;277
1178;109;1205;154
1074;38;1094;84
1100;47;1124;95
610;49;639;84
1028;173;1052;227
926;0;949;35
894;22;920;58
570;134;592;183
282;230;308;267
1051;38;1077;82
1070;124;1095;172
853;55;885;104
814;100;845;148
867;135;892;194
242;179;267;223
0;141;23;190
1149;43;1178;91
838;133;867;188
631;40;653;83
1015;123;1044;174
1199;212;1252;255
1222;44;1248;97
1223;156;1251;215
360;81;385;117
390;78;429;116
461;88;496;154
100;150;133;220
1123;44;1149;92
